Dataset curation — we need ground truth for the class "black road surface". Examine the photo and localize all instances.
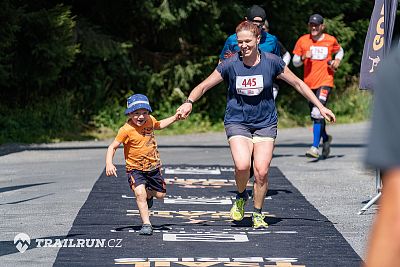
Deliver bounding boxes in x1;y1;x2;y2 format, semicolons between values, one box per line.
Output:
53;165;362;267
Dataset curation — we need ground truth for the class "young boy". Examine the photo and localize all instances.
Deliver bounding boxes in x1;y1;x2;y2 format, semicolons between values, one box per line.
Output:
105;93;179;235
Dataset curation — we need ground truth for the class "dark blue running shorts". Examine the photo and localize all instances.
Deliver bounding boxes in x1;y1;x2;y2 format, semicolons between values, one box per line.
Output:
127;168;166;193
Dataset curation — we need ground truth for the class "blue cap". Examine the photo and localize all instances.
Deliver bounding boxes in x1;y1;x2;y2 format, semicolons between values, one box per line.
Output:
124;94;152;115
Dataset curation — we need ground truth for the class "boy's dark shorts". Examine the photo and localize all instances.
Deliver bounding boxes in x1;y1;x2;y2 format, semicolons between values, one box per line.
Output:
127;168;166;193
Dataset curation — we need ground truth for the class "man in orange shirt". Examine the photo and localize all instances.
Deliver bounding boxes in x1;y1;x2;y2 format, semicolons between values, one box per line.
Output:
292;14;344;159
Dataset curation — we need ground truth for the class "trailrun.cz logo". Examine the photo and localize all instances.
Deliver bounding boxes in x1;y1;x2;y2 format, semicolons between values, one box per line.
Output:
14;233;122;253
14;233;30;253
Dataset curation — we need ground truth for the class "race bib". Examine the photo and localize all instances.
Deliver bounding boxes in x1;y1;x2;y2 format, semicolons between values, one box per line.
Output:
319;89;329;101
310;46;328;60
236;75;264;96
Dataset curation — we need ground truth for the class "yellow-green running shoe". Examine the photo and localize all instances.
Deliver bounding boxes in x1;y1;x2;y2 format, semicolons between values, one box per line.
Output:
252;212;269;228
230;198;247;221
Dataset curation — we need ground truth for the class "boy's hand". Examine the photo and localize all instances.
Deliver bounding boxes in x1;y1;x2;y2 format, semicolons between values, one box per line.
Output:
106;164;118;177
173;112;180;121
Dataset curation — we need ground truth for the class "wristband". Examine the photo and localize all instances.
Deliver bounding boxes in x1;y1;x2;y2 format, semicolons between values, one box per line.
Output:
184;99;194;104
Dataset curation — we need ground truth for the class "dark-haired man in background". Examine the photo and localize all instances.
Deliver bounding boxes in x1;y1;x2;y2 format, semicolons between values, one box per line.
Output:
219;5;280;61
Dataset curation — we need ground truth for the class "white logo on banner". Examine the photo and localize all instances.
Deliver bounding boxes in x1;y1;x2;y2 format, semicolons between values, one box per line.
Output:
164;197;232;205
163;233;248;242
368;55;381;72
14;233;31;253
164;167;221;175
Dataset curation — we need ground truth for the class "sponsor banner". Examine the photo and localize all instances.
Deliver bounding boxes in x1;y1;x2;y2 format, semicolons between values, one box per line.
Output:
359;0;398;90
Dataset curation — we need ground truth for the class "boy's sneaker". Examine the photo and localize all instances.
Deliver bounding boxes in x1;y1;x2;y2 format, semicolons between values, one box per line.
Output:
305;146;319;158
230;198;247;221
146;196;154;209
138;224;153;235
322;135;333;158
252;212;269;229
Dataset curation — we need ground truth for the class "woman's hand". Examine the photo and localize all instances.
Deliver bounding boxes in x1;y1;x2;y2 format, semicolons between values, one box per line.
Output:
176;102;193;120
319;106;336;123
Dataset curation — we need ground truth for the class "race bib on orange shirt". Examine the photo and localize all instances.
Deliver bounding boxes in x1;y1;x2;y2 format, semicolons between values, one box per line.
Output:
310;45;328;60
319;89;329;101
236;75;264;96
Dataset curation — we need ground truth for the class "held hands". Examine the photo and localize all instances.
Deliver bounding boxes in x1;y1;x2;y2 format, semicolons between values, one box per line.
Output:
176;102;193;120
106;163;118;177
171;112;180;122
319;106;336;123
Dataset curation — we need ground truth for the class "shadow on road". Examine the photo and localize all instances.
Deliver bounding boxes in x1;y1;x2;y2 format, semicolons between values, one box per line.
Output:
1;143;365;157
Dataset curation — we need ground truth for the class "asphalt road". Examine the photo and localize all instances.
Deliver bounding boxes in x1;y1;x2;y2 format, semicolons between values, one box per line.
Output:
0;122;376;266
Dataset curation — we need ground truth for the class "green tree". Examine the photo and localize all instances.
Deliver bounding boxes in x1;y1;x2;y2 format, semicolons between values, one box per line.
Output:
0;0;380;143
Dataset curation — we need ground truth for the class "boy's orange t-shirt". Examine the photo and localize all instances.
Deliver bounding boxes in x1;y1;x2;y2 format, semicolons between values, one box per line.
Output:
292;33;341;89
115;115;161;172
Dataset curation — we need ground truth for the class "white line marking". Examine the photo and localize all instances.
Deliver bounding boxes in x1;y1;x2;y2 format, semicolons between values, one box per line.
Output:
163;233;248;242
164;198;232;204
164;167;221;175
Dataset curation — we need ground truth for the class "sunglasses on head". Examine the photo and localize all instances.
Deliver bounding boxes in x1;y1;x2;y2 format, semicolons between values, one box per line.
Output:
248;19;264;28
250;19;264;23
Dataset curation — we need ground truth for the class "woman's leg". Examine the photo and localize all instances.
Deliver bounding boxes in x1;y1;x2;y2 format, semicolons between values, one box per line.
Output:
229;136;253;194
250;140;274;228
228;136;253;221
252;140;274;210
